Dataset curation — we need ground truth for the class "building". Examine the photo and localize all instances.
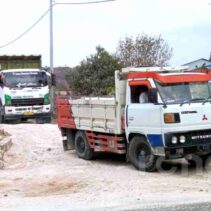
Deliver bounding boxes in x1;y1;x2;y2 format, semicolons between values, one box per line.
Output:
182;58;211;70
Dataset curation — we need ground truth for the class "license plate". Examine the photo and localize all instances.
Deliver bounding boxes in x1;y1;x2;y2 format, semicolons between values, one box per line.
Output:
23;111;34;116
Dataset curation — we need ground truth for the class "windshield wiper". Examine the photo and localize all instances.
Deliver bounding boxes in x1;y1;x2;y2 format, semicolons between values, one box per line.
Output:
180;98;206;106
190;98;206;101
202;96;211;105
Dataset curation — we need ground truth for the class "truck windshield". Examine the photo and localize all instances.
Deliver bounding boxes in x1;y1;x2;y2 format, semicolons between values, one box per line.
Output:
3;72;48;88
155;81;211;104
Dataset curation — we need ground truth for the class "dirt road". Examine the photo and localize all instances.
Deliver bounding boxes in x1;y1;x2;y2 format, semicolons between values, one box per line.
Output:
0;123;211;210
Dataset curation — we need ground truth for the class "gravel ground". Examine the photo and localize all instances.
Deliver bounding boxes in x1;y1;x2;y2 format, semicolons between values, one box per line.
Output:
0;123;211;210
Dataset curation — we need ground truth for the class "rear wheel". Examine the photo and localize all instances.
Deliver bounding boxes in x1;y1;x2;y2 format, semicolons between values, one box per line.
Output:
75;131;93;160
129;136;157;172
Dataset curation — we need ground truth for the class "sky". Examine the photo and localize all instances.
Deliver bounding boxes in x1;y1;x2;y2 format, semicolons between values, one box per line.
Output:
0;0;210;67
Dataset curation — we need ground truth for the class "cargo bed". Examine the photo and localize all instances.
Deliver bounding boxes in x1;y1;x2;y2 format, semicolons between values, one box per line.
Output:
57;71;126;135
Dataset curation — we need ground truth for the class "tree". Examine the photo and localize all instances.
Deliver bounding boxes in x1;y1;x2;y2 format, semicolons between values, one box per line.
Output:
66;46;122;96
54;67;70;91
116;34;173;67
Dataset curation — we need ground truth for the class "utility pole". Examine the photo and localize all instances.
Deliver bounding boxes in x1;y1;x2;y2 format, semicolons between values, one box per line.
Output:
50;0;54;115
48;0;114;117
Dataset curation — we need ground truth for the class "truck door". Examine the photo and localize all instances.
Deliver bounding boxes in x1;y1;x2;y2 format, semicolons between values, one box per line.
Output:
126;80;163;147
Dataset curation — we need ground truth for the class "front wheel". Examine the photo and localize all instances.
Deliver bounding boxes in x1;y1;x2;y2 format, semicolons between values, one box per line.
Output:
0;114;4;124
36;117;51;124
129;136;157;172
186;154;211;167
75;131;94;160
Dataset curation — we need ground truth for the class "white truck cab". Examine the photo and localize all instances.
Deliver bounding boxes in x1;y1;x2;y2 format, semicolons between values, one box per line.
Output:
0;68;51;123
57;67;211;171
124;67;211;169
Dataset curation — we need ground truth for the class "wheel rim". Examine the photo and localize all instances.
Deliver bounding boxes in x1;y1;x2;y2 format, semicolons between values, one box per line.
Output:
135;143;151;164
77;137;85;154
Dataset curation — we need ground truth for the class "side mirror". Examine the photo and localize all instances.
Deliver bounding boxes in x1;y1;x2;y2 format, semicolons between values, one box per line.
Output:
148;88;158;104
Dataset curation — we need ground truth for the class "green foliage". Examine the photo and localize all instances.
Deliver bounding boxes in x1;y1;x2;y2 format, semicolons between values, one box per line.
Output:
66;34;173;96
116;34;173;67
66;46;122;96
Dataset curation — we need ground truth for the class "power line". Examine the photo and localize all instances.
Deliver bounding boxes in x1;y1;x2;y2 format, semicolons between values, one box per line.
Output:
55;0;115;5
0;7;53;49
0;0;116;49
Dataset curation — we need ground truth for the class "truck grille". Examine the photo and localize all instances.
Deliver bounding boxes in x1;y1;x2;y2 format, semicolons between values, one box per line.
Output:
11;98;44;106
165;129;211;148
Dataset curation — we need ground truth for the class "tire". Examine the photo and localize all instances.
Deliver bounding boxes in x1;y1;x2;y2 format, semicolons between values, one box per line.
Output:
75;131;93;160
204;154;211;170
186;154;210;167
129;135;157;172
5;119;21;124
0;114;4;123
36;118;44;124
44;117;51;123
36;117;51;124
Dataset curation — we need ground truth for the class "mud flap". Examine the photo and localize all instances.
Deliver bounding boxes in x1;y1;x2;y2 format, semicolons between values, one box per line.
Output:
63;139;75;151
63;139;69;151
63;130;75;151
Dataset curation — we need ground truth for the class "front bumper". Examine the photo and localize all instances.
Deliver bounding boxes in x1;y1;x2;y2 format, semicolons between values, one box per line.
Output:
164;129;211;159
4;105;51;120
165;144;211;159
4;112;51;120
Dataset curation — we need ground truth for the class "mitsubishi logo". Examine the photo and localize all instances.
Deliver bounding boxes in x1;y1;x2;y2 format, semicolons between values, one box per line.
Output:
202;114;208;121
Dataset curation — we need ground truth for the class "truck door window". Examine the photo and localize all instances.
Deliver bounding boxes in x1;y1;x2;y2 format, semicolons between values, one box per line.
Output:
131;85;148;103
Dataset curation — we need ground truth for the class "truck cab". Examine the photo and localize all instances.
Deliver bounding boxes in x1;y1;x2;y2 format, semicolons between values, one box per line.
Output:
125;67;211;170
0;69;51;123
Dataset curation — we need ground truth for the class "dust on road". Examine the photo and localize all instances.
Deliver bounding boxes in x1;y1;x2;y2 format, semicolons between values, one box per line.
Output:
0;123;211;210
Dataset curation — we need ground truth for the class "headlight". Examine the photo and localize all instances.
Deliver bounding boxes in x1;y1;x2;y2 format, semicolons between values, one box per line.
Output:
180;135;186;143
171;136;178;144
164;113;180;123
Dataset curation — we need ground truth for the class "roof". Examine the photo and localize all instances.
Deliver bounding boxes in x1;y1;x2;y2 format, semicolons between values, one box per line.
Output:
127;69;211;84
122;66;189;73
182;58;211;66
0;68;43;73
0;55;41;59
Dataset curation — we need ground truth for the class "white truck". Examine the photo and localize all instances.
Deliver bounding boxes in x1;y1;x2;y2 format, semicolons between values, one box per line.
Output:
57;67;211;171
0;68;51;123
